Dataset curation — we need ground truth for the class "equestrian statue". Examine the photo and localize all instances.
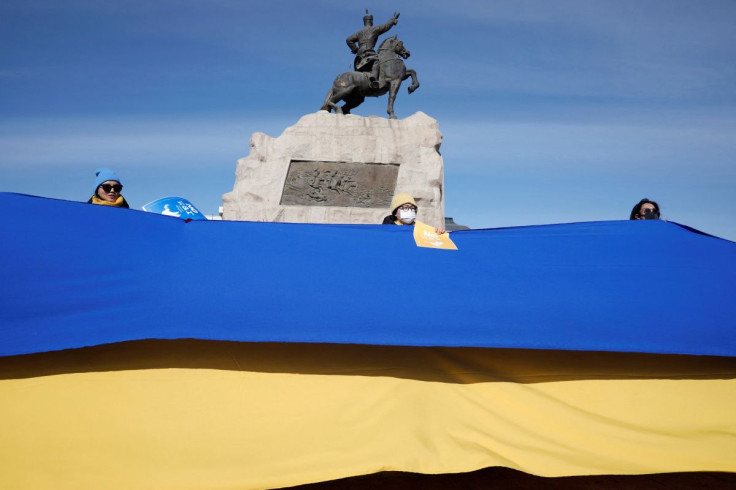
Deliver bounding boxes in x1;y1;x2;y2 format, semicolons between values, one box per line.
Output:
320;10;420;119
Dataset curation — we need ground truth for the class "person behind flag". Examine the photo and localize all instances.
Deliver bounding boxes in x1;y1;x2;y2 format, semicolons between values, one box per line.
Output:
382;192;445;234
629;198;660;220
88;168;130;208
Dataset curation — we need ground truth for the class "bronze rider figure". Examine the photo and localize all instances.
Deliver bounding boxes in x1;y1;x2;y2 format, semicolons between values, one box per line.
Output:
346;10;400;89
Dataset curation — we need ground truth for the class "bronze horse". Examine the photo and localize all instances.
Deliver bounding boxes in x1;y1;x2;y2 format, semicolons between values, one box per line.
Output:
320;36;420;119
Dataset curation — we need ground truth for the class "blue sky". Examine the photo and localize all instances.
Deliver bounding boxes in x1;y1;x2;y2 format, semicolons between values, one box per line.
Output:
1;0;735;239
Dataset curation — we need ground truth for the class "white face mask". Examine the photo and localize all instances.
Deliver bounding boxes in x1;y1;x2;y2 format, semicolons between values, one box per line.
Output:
398;209;416;224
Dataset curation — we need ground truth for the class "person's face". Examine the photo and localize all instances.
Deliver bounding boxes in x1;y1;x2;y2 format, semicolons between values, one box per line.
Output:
364;18;373;27
636;203;656;219
97;180;122;202
395;203;417;224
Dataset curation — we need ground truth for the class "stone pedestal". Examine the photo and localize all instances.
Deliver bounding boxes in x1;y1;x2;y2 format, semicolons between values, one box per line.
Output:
222;111;445;227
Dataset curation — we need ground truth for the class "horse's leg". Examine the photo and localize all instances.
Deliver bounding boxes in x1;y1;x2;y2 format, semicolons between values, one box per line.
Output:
342;94;365;115
321;84;347;114
326;83;358;115
326;93;343;114
404;69;420;94
321;73;361;114
332;85;358;115
386;79;402;119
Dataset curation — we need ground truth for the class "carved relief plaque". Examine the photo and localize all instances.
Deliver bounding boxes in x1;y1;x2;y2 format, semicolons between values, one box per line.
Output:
280;160;399;207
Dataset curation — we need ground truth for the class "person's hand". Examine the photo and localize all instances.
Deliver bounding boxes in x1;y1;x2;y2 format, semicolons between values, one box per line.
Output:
350;45;358;54
392;12;400;24
435;227;446;235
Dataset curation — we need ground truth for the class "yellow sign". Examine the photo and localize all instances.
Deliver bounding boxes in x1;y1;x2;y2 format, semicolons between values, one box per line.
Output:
413;221;458;250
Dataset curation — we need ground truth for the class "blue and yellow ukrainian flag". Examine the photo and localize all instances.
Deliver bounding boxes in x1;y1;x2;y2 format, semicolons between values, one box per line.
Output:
1;193;735;489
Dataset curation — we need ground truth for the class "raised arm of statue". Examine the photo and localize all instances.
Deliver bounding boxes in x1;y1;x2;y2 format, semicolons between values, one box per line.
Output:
375;12;400;36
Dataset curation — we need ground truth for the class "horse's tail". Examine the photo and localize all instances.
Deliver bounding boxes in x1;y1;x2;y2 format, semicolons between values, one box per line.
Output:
320;88;334;112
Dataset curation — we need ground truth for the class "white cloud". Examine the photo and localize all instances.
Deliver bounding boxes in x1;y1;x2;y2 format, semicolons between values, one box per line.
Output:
440;116;736;173
0;115;297;168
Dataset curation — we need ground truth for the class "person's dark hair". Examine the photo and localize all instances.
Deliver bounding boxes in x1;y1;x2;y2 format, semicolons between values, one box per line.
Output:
629;198;660;220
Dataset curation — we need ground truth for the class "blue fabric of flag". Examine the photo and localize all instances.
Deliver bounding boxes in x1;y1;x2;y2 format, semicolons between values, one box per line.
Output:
1;192;734;357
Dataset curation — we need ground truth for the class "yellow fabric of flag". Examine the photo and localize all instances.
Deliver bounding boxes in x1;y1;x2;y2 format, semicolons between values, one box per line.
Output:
1;341;734;490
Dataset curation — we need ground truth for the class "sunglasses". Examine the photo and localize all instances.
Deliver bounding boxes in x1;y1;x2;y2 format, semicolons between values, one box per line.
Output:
99;183;123;193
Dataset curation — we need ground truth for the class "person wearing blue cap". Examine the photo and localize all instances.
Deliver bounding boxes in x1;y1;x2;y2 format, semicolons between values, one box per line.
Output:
88;168;129;208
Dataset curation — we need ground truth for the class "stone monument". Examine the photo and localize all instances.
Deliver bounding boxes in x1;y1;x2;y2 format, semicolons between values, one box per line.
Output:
222;111;444;227
222;12;444;227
